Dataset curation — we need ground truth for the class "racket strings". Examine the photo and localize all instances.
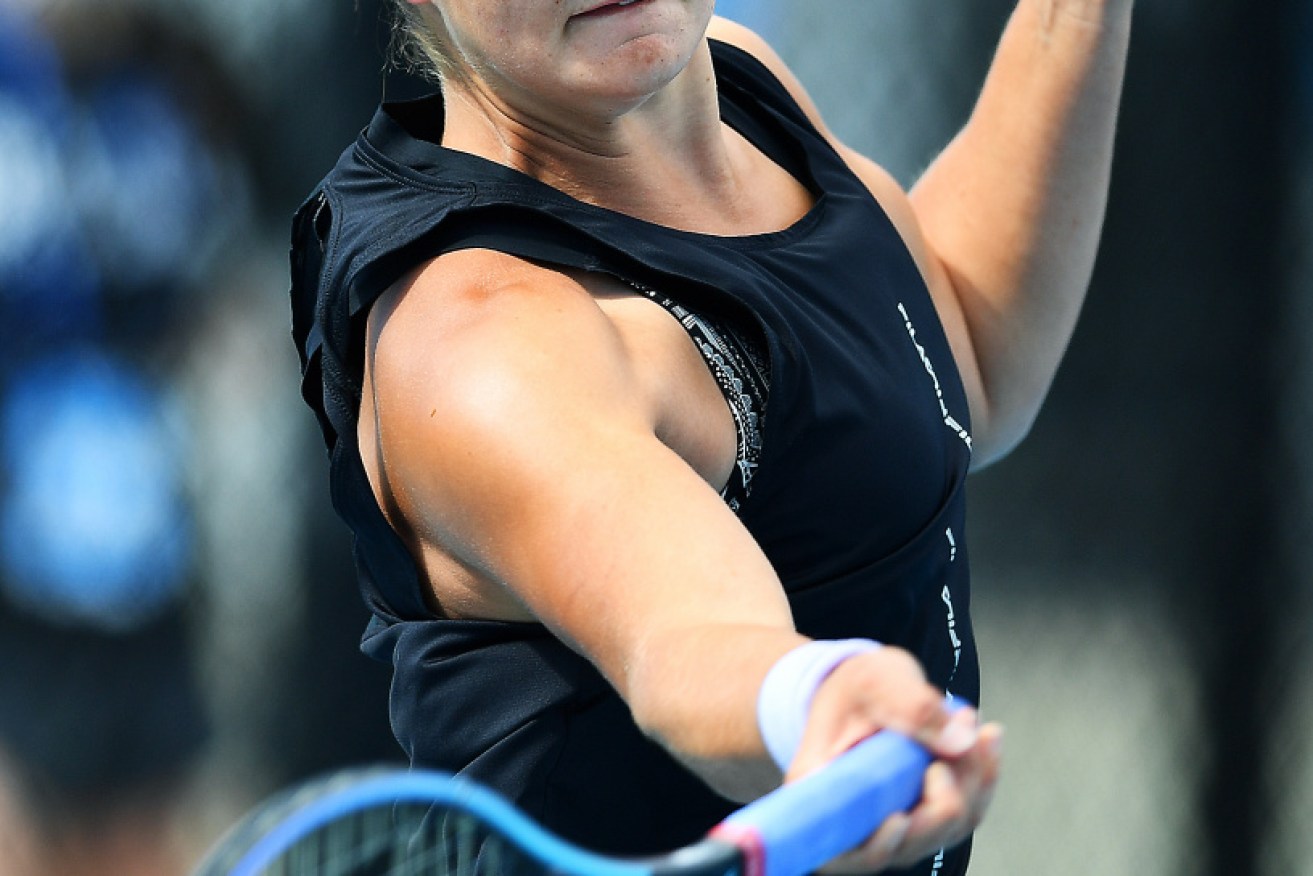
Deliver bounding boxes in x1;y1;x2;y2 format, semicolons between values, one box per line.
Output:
404;806;536;876
260;803;539;876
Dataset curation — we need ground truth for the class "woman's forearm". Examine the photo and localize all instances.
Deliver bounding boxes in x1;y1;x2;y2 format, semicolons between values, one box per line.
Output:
626;624;805;802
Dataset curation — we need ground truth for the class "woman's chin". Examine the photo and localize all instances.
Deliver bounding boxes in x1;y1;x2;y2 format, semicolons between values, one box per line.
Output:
562;37;705;113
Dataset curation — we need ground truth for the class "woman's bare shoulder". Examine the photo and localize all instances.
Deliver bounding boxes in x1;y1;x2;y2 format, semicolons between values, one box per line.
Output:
705;15;775;60
367;249;635;417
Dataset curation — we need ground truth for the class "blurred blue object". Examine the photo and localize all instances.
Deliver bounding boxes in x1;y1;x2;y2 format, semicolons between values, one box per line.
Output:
0;5;101;350
75;69;224;298
0;4;66;127
0;351;193;633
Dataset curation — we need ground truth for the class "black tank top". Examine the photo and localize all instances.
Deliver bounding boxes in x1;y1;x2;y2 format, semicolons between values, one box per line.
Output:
290;40;978;875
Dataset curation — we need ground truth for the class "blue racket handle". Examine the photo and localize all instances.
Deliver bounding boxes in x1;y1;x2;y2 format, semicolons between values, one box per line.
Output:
712;696;970;876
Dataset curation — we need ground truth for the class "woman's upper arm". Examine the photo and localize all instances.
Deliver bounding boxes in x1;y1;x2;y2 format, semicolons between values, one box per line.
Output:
364;252;797;746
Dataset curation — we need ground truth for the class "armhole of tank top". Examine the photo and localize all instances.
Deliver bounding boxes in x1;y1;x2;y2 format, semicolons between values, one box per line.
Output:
622;280;769;512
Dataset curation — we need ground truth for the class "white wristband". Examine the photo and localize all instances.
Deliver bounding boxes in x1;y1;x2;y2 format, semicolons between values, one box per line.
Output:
756;638;882;771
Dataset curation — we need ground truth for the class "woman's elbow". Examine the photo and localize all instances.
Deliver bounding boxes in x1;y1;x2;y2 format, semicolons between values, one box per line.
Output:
968;397;1042;470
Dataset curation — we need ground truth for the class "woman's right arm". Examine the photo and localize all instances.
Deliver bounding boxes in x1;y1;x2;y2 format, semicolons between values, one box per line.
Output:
362;249;997;866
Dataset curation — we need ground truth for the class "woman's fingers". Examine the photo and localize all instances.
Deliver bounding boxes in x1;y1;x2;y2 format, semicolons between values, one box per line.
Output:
779;644;1003;873
819;719;1003;873
885;721;1004;868
786;647;967;780
929;705;982;757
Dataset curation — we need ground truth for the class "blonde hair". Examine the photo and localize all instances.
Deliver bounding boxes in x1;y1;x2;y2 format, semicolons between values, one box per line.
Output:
387;1;460;83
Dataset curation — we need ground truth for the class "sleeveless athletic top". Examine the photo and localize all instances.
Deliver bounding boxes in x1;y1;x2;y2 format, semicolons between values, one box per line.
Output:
290;40;979;876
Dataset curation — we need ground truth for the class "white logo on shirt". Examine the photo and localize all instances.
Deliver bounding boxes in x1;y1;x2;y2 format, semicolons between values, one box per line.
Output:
897;303;972;451
942;582;963;679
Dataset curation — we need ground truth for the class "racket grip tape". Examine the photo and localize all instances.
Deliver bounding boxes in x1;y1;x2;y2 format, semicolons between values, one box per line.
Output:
711;696;969;876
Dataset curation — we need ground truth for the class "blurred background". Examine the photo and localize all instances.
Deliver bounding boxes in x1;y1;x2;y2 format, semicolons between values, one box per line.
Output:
0;0;1307;874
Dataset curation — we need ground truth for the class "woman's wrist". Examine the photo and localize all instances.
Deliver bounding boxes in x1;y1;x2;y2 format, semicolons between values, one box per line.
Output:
755;638;883;771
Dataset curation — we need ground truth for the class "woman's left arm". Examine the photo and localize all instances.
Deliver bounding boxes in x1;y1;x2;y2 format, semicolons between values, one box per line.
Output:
710;0;1134;466
906;0;1134;466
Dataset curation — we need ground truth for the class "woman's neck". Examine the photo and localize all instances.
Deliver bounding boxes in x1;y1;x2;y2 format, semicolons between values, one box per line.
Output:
438;42;743;229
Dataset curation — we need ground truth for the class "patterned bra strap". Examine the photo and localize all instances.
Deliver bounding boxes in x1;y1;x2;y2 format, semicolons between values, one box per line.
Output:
626;281;770;512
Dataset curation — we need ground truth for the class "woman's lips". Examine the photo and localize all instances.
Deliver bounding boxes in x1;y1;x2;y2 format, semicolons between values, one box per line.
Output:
572;0;649;19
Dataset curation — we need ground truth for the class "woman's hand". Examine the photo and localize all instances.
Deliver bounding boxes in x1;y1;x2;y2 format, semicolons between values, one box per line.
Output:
786;648;1003;871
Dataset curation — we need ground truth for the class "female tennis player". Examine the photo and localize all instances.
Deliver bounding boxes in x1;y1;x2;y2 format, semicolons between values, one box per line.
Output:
289;1;1132;873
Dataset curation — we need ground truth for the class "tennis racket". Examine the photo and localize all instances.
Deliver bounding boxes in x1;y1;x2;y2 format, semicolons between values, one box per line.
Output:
194;720;952;876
